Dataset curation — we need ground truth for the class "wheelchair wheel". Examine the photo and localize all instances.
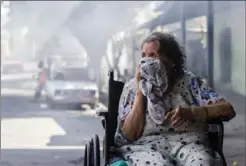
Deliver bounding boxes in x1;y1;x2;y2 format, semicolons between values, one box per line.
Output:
86;141;93;166
83;144;88;166
93;135;100;166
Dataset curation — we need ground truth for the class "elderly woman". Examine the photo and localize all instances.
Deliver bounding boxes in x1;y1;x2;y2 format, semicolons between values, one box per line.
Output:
111;32;235;166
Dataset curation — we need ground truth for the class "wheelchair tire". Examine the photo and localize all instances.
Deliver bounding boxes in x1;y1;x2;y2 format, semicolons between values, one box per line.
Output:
86;141;93;166
93;135;100;166
83;144;88;166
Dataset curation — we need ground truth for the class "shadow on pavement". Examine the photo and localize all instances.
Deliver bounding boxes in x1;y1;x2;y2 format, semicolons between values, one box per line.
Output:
46;110;104;146
1;149;85;166
1;95;37;116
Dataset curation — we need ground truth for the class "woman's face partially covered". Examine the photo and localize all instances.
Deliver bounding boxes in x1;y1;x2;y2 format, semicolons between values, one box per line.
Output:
142;41;160;59
142;40;169;66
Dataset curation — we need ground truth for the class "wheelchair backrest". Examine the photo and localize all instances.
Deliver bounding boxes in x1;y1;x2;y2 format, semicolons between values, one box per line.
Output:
107;70;125;147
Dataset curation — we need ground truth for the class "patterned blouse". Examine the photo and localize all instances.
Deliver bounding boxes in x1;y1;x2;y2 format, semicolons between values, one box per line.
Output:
119;72;221;121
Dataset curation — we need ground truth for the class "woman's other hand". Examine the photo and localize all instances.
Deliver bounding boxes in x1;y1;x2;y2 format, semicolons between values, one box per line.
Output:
165;106;195;128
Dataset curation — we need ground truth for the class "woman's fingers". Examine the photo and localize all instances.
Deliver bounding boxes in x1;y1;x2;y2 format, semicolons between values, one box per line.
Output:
165;111;174;120
165;107;180;121
171;116;181;127
174;120;190;129
136;65;142;83
171;107;180;122
166;107;192;129
172;118;185;128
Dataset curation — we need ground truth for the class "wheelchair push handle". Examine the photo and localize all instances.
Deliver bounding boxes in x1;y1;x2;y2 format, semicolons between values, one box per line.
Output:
108;69;114;81
96;109;108;117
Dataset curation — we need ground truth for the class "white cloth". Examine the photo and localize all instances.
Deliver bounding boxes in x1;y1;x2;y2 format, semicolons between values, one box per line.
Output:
139;57;168;125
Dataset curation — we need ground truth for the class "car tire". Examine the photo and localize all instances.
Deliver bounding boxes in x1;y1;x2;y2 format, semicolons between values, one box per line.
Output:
45;96;58;109
90;103;97;109
49;102;58;110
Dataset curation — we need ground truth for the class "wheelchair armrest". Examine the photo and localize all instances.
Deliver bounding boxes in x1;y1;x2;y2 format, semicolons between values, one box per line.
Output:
207;118;224;133
206;118;223;124
207;116;232;123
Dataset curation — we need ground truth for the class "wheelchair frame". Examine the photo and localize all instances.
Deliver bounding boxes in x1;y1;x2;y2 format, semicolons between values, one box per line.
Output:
84;70;227;166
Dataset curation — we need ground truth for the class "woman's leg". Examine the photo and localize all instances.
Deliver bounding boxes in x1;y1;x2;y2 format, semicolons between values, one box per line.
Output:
174;141;223;166
123;151;174;166
119;144;174;166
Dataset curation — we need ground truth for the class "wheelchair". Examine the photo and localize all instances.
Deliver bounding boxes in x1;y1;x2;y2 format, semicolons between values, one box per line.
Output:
84;70;227;166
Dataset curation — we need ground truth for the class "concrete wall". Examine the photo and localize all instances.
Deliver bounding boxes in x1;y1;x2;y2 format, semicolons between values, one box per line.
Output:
213;4;246;96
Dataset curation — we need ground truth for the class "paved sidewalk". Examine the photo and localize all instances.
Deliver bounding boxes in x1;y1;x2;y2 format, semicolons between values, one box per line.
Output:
223;114;245;166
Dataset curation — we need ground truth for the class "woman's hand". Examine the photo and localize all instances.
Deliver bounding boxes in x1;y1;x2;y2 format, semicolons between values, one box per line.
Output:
136;65;141;84
165;106;195;128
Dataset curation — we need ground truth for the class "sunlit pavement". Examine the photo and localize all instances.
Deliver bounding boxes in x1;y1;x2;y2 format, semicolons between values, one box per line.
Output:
1;75;245;166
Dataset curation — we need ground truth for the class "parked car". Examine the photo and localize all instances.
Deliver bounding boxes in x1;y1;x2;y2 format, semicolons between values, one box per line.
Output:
44;67;98;109
1;60;24;74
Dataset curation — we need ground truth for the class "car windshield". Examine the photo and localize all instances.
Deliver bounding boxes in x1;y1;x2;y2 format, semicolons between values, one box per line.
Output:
54;68;95;81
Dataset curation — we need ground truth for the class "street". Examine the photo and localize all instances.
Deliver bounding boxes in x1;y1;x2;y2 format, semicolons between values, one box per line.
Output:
1;74;104;166
1;73;245;166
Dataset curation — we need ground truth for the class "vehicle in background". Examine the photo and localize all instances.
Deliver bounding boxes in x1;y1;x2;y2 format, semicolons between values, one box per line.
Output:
23;61;39;73
44;67;98;109
1;60;24;74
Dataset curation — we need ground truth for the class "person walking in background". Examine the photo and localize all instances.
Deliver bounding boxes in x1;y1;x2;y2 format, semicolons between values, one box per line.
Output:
32;60;47;102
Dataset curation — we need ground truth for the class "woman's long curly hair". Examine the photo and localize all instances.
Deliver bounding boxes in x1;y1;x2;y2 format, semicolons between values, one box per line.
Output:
141;32;186;87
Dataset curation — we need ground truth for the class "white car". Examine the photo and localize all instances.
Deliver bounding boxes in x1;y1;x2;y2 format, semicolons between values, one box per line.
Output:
44;67;99;109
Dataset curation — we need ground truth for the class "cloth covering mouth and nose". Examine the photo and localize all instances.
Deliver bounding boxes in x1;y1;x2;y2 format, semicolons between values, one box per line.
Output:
139;57;168;125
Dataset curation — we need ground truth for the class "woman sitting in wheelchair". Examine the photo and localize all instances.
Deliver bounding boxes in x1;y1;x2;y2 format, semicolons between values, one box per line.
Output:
111;32;235;166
